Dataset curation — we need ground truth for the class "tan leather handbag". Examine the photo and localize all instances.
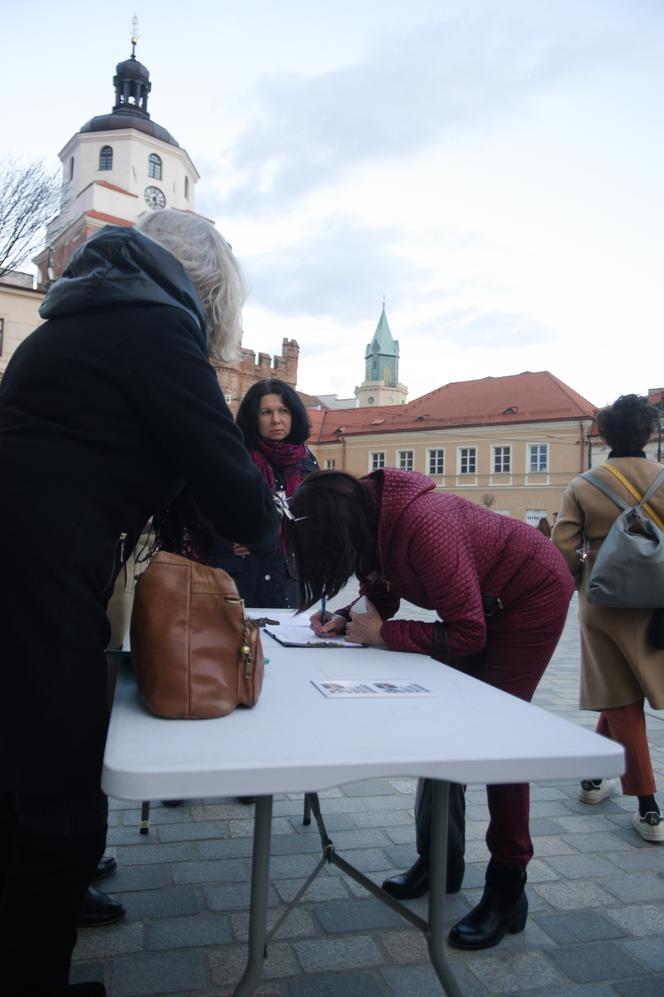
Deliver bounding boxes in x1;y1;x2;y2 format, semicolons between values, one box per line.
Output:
130;550;264;719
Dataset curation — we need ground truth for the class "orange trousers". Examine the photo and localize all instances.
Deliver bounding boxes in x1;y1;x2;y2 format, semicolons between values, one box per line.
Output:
596;701;657;796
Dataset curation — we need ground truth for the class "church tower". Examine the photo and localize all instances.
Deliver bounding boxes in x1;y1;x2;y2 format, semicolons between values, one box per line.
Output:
34;28;199;289
354;303;408;406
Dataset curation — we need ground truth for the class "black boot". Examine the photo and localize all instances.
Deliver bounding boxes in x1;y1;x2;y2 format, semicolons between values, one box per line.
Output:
448;861;527;950
381;851;465;899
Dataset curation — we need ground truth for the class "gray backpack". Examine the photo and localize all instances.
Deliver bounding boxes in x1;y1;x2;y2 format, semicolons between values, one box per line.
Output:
581;467;664;608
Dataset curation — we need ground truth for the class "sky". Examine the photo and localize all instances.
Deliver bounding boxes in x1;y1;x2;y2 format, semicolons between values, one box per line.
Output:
3;0;663;407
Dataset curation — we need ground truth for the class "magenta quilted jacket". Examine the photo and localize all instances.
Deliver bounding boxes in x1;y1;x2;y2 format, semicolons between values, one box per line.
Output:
354;469;571;658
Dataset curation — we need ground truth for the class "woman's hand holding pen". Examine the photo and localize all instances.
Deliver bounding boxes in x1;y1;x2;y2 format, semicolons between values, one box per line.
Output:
309;610;346;636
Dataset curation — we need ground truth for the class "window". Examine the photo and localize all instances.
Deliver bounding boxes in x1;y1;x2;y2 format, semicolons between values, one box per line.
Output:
459;447;476;474
148;153;162;180
184;175;189;200
0;317;4;355
324;458;336;469
493;446;511;473
68;156;74;181
528;444;548;473
397;449;414;471
427;449;444;475
369;451;385;470
99;146;113;170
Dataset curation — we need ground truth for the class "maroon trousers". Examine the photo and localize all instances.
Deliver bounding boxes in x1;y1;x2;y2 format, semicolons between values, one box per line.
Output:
480;571;574;868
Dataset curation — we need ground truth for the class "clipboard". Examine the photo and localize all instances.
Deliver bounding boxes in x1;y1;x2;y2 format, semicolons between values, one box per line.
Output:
265;625;365;649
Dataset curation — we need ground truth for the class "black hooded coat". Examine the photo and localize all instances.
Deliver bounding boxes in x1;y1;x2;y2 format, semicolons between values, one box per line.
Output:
0;226;278;795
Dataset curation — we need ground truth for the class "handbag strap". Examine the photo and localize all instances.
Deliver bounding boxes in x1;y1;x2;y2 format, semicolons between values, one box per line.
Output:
581;466;664;530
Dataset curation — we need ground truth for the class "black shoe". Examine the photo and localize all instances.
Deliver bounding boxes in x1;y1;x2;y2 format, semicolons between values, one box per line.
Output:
381;854;465;900
161;799;183;807
91;855;117;882
448;863;527;950
78;885;126;927
238;797;256;805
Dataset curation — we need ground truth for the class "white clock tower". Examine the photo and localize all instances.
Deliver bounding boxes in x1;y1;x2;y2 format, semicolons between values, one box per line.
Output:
35;30;199;289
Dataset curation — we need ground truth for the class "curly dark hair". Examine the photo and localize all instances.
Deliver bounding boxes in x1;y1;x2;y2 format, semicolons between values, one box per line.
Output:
596;394;659;452
285;470;378;609
236;378;311;448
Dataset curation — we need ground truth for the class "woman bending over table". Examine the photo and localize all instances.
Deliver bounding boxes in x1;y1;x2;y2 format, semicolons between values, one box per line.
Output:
286;468;574;951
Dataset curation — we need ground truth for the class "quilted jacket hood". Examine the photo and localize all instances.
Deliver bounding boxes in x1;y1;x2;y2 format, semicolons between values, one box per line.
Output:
40;226;208;346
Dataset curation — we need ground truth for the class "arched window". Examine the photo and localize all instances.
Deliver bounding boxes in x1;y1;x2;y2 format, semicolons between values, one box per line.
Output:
148;153;162;180
69;156;75;181
99;146;113;171
184;175;189;200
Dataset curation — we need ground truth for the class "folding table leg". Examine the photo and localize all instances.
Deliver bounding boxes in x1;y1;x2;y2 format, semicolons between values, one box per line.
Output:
233;795;273;997
139;800;150;835
428;780;464;997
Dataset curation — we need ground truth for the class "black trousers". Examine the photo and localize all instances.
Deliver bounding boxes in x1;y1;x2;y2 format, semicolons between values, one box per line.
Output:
415;778;466;864
0;790;107;996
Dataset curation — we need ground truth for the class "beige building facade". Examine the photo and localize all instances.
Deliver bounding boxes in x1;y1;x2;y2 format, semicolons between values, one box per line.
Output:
0;275;44;378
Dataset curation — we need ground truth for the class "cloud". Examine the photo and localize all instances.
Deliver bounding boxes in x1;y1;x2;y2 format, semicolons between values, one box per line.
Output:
413;305;554;348
212;4;628;216
242;214;425;321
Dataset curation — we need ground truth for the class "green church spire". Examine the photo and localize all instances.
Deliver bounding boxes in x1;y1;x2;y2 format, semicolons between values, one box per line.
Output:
365;302;399;386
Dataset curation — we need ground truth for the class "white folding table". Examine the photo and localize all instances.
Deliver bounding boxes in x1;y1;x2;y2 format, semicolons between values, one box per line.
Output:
102;611;624;996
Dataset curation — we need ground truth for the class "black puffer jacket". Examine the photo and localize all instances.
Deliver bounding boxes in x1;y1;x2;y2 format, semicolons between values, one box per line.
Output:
0;226;278;793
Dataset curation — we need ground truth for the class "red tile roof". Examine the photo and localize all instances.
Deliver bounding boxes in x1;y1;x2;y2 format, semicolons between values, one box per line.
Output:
94;180;138;197
309;371;598;443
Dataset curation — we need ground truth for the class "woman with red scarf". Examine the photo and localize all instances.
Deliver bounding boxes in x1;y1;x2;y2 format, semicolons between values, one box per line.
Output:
211;378;318;607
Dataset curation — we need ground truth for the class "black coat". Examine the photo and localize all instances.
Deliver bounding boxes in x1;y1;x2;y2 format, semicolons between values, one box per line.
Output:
0;227;278;794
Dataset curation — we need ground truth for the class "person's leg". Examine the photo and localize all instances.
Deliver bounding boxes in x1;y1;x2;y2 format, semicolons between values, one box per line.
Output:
598;701;662;841
0;790;107;996
382;778;466;899
449;575;573;949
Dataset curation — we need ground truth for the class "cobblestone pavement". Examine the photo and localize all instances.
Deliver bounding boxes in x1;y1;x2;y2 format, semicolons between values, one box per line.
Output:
73;589;664;996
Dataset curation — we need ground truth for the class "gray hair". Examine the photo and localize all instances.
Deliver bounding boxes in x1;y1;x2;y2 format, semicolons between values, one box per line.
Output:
136;209;245;362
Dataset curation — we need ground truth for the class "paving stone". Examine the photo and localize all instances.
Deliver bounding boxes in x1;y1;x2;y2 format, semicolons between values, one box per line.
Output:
117;841;197;865
157;821;227;842
119;885;199;920
320;827;391;850
386;825;420;845
549;941;646;982
381;963;481;997
274;875;350;903
559;831;634;853
606;904;664;936
340;778;398;796
229;816;292;837
533;910;625;944
209;941;299;983
68;961;106;986
203;881;280;911
287;969;387;996
172;858;249;885
231;906;317;942
289;812;356;834
107;864;171;893
378;927;430;964
523;857;561;883
293;934;383;972
623;936;664;971
146;912;233;950
197;837;254;860
122;806;195;827
388;778;418;794
269;833;325;856
352;809;414;827
313;897;403;932
608;848;664;873
110;950;207;995
529;817;568;836
544;853;621;878
466;949;566;993
613;980;664;997
73;921;144;961
534;879;617;910
190;802;258;821
599;872;664;903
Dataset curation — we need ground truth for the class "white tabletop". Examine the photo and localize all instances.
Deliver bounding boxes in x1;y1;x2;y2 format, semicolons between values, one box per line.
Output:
102;611;624;801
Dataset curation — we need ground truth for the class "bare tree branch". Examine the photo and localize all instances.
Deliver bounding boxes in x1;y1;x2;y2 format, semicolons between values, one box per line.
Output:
0;156;60;278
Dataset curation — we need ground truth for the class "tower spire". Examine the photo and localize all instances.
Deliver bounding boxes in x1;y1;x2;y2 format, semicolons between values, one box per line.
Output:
130;14;139;59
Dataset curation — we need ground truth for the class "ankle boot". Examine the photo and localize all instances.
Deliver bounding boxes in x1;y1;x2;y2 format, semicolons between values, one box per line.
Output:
448;861;527;950
381;852;465;900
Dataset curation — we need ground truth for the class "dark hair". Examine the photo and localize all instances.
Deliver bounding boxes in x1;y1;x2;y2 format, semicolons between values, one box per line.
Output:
285;470;378;609
596;394;659;452
236;378;311;448
536;517;551;538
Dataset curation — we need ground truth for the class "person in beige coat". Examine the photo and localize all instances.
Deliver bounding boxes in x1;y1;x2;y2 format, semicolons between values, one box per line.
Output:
553;394;664;843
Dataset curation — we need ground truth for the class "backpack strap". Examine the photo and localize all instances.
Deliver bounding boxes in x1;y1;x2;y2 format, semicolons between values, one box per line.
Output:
581;466;664;530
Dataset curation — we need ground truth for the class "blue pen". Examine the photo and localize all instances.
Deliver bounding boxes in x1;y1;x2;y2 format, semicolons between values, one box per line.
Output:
321;596;327;626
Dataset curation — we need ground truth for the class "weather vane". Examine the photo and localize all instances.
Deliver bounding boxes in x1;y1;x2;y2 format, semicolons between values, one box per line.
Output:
130;14;139;57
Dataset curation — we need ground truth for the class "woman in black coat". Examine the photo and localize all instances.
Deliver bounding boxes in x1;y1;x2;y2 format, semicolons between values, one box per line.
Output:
210;378;318;608
0;210;278;996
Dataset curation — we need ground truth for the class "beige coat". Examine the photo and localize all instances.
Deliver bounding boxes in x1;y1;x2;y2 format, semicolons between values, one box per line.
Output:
553;456;664;710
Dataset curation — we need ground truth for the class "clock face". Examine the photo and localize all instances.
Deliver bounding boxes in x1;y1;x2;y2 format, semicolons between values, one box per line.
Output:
144;185;166;209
